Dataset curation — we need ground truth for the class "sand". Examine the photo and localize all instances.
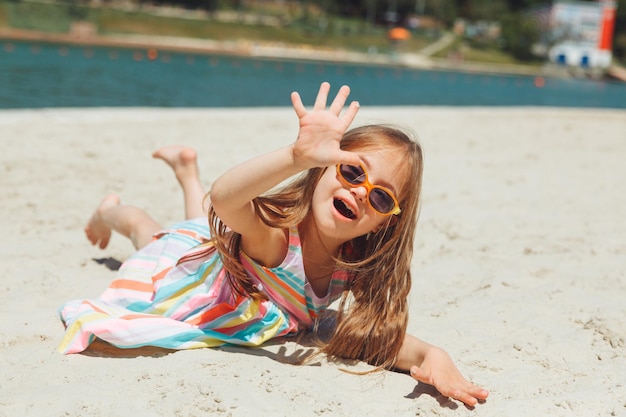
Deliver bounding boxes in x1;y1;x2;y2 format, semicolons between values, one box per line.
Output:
1;106;625;417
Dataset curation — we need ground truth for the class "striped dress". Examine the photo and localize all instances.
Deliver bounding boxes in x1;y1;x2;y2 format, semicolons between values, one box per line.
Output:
58;218;351;354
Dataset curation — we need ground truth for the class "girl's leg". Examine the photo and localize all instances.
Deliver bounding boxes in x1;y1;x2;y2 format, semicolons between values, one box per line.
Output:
152;145;206;220
85;194;162;250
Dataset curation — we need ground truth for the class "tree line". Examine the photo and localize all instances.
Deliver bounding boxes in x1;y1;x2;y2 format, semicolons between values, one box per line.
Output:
69;0;626;63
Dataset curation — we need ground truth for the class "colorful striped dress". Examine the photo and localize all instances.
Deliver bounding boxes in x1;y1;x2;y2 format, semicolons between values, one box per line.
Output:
58;218;351;354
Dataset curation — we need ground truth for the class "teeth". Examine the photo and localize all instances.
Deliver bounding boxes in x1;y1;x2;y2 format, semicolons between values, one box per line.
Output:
334;199;356;219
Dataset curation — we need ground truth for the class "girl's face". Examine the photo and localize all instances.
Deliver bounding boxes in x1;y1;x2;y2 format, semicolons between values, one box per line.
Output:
310;146;407;246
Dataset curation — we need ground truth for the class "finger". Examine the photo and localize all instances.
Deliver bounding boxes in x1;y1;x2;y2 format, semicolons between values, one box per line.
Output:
336;150;361;167
451;389;478;407
329;85;350;114
313;82;331;110
443;383;487;407
409;366;429;384
339;100;360;130
466;384;490;401
454;378;489;401
291;91;306;118
450;390;478;407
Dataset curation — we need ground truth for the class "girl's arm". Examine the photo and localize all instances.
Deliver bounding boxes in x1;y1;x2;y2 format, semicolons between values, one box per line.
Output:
209;144;302;265
209;82;360;266
395;333;490;407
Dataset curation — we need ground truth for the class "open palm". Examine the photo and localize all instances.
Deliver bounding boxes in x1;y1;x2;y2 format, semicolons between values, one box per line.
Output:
290;82;361;169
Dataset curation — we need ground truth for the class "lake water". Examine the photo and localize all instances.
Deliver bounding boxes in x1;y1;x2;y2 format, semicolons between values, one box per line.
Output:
1;40;625;109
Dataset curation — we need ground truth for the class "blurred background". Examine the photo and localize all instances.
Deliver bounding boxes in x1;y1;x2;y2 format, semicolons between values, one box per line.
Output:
1;0;625;108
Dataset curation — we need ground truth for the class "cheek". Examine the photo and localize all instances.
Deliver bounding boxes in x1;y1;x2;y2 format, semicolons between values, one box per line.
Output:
370;218;386;233
315;171;338;197
310;176;336;217
312;178;330;204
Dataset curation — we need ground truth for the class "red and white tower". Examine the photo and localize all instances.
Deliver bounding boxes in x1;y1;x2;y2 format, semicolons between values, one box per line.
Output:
598;0;617;53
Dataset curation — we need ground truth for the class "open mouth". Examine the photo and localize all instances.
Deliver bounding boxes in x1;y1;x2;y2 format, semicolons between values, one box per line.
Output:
333;198;356;220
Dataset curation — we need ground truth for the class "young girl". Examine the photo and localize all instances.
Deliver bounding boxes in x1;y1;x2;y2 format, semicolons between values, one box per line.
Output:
59;82;489;407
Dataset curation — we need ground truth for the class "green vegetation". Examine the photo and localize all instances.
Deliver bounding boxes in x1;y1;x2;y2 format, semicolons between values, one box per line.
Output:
433;37;538;66
1;0;624;65
499;13;542;63
462;47;524;65
3;0;74;32
95;10;430;53
97;10;293;41
0;4;7;27
0;0;430;54
434;33;548;69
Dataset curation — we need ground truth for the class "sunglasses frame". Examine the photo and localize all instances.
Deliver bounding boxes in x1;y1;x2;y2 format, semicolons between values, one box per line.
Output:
336;164;401;216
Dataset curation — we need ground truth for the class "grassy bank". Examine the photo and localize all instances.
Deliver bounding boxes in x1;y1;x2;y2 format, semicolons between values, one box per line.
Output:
0;0;434;54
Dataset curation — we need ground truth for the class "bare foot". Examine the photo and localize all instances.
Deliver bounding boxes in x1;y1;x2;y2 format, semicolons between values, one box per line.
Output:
85;194;120;249
152;145;199;185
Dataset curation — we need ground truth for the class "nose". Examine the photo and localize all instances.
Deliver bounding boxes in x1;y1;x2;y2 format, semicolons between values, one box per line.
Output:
350;185;368;203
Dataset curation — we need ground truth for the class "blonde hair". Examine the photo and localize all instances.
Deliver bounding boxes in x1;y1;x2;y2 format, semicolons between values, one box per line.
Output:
208;124;423;369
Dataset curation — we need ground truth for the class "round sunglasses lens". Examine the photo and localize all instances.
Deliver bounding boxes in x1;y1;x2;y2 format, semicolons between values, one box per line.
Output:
340;165;365;185
369;188;395;214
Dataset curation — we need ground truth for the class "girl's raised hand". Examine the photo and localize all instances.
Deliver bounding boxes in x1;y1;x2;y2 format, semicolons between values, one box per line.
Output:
290;82;361;170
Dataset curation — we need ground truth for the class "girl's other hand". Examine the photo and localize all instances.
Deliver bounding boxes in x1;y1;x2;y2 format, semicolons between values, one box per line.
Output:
290;82;361;170
409;346;490;407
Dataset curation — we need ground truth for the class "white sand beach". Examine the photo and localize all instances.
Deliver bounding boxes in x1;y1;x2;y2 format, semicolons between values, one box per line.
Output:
1;106;625;417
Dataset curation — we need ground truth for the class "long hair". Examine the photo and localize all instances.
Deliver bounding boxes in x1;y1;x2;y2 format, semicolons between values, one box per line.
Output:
208;125;423;369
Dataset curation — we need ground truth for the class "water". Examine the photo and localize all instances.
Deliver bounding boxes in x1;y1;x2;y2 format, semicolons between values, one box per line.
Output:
1;40;625;109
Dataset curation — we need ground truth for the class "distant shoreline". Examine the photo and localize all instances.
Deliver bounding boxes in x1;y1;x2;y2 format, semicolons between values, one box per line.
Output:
0;27;558;78
3;26;625;82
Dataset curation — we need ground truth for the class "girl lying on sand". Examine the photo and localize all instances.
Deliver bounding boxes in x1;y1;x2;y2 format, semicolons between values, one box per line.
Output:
59;82;489;407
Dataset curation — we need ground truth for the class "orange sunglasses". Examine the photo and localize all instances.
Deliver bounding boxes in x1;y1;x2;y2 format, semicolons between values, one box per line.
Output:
336;164;401;216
